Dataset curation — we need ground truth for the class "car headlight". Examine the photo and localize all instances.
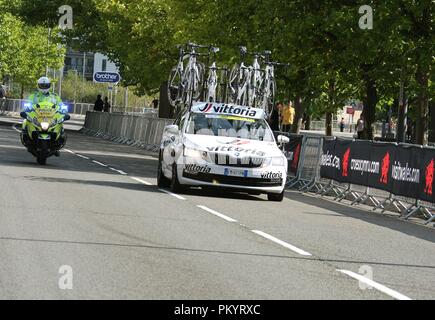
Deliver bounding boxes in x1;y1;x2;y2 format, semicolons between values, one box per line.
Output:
271;156;286;166
184;147;208;161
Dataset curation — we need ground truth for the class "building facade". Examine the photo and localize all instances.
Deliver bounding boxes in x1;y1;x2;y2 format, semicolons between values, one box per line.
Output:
63;49;119;81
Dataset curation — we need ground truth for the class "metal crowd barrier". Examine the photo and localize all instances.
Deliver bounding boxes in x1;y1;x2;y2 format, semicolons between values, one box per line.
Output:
0;98;93;116
287;134;434;226
82;111;173;152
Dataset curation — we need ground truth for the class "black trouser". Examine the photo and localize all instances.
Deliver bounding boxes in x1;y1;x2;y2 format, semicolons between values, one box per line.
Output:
357;131;363;139
282;124;291;132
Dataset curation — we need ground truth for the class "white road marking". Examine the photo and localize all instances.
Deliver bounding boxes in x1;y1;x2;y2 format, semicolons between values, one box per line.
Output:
64;149;75;154
109;167;127;175
251;230;312;256
130;177;153;186
158;188;186;200
76;154;90;160
337;269;412;300
197;205;237;222
92;160;108;167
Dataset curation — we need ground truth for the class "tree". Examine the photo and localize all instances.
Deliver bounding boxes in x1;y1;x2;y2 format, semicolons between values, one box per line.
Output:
0;11;65;97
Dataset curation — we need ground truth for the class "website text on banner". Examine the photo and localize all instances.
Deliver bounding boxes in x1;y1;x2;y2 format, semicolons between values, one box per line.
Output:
320;138;435;203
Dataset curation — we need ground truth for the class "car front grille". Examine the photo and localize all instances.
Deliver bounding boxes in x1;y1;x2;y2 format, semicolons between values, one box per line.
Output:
210;153;264;168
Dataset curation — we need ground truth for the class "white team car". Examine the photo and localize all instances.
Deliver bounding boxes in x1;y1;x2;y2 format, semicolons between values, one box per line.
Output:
157;102;289;201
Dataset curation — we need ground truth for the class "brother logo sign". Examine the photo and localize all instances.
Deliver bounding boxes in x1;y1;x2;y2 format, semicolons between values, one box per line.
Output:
93;72;120;84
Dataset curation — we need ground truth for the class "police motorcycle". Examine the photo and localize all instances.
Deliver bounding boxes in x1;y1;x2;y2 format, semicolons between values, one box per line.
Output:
20;100;70;165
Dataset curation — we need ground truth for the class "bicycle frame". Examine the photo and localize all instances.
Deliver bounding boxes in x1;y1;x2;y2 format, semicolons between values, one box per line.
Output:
262;64;275;115
249;54;264;108
168;42;206;108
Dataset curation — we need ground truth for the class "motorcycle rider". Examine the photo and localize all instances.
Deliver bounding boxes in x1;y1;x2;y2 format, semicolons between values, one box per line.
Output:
22;76;69;156
25;76;66;112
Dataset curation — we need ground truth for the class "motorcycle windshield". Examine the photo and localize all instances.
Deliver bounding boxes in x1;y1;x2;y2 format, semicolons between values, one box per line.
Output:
34;102;57;124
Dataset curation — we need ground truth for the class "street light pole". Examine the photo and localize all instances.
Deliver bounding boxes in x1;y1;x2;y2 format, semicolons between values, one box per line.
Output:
46;27;51;76
82;52;86;100
71;69;78;112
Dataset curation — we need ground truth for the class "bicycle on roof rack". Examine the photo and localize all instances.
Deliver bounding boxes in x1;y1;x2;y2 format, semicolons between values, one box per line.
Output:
203;46;229;103
227;46;268;108
259;52;290;116
167;42;208;109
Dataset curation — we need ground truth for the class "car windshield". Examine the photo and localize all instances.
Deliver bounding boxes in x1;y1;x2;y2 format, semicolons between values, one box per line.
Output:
185;113;274;142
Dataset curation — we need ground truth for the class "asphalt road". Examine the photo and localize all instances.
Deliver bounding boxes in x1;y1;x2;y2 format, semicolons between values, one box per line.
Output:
0;116;434;300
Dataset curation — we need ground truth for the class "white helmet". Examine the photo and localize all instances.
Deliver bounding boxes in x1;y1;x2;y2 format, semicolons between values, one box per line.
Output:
37;76;51;94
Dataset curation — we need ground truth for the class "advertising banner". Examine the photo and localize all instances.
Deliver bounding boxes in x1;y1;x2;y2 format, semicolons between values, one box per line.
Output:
283;135;303;175
319;138;435;203
419;147;435;203
390;145;422;199
366;142;395;192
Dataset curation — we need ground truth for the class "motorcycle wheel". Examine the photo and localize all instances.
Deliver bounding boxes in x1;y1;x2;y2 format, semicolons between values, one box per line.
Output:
37;140;48;165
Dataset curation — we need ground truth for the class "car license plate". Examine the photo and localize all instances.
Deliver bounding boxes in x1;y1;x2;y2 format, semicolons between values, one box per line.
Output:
224;168;248;177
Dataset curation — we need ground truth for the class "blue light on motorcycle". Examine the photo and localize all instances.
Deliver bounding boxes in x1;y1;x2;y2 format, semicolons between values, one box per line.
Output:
60;103;68;113
22;102;31;110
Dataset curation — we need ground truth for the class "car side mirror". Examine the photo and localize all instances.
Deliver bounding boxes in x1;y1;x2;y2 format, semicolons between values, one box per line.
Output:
277;135;290;145
165;124;179;136
20;111;27;119
63;114;71;121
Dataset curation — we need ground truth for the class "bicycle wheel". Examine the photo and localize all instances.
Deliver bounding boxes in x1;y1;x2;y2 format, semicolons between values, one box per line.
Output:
183;68;199;105
237;70;250;106
167;67;182;107
216;69;228;103
263;79;276;115
192;62;205;102
205;72;217;102
227;64;240;104
184;63;204;105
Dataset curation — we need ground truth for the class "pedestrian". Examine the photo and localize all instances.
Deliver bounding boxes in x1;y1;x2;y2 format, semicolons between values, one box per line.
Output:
103;96;111;112
152;99;159;109
339;117;345;132
280;101;295;132
94;94;104;112
269;102;281;131
406;117;413;141
356;115;365;139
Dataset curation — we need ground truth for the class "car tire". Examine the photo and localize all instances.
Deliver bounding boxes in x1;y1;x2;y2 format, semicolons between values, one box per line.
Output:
170;163;184;193
157;152;170;188
267;190;284;202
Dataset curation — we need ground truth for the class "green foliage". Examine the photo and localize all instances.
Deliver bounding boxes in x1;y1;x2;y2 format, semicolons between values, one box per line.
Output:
5;0;434;139
0;11;65;94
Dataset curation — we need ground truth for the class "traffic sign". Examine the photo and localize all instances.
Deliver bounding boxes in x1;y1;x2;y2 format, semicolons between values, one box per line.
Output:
346;107;355;115
93;72;120;84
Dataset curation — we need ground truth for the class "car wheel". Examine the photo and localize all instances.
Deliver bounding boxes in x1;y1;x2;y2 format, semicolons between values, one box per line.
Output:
170;163;184;193
157;152;170;188
267;190;284;202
